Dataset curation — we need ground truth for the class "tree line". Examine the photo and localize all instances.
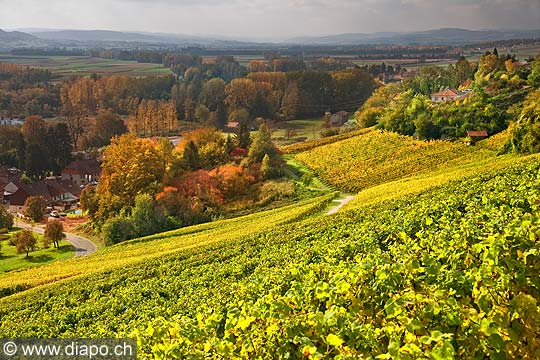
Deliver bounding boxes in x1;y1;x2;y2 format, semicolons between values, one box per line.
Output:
355;52;540;144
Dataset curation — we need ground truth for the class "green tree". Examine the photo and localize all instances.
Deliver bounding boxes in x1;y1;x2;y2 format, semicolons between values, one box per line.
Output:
506;90;540;153
102;216;134;245
0;207;14;230
88;109;127;148
195;104;210;124
15;229;37;257
281;82;300;120
44;219;64;249
24;196;47;223
130;194;167;238
528;59;540;89
454;56;474;86
46;123;73;174
80;186;99;220
248;124;278;163
261;154;281;180
182;141;201;170
237;123;251;149
200;78;226;111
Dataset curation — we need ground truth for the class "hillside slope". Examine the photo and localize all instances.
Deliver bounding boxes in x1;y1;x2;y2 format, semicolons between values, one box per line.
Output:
1;155;537;359
295;130;497;193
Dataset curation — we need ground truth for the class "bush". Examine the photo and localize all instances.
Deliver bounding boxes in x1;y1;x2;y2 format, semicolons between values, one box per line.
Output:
320;127;339;137
258;181;295;205
102;217;135;245
300;172;314;186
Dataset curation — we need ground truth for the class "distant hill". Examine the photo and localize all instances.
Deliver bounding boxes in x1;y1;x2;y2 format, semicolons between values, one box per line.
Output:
287;28;540;45
30;29;184;43
27;29;259;47
0;29;39;42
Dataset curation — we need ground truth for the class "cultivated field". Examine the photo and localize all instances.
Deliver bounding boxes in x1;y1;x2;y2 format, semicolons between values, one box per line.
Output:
0;54;170;78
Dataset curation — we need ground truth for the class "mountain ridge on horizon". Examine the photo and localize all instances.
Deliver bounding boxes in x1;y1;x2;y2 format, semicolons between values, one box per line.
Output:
1;27;540;48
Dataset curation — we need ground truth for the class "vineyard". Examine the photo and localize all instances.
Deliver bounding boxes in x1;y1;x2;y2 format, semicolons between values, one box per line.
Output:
139;156;540;358
295;130;498;193
0;154;539;359
0;193;335;297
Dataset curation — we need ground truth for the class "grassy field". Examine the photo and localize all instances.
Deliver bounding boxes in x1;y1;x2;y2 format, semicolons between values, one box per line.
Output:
0;229;74;273
272;118;326;146
0;54;170;78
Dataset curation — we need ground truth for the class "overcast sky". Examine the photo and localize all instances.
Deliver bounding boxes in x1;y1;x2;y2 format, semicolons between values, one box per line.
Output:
1;0;540;41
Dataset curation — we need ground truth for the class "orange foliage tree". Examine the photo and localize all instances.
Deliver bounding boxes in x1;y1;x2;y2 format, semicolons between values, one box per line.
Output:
95;134;166;220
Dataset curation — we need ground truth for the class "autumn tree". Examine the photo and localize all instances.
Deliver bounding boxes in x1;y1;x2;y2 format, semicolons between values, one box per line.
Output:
247;60;268;73
177;128;229;169
225;78;258;110
15;229;37;257
128;100;178;137
84;108;127;148
209;164;255;199
44;219;64;249
61;77;98;150
24;196;47;223
96;134;166;220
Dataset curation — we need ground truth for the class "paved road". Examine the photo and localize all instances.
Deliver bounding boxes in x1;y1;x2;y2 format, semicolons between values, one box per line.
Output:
326;195;355;215
15;220;97;257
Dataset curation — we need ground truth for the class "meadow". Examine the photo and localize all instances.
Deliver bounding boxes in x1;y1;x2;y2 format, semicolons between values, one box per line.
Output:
0;229;74;273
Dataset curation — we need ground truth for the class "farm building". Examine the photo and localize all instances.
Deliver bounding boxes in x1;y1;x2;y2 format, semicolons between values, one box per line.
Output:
465;130;488;145
327;111;350;127
431;89;471;102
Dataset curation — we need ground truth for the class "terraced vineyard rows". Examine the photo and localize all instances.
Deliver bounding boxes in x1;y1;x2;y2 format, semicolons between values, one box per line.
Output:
1;157;539;359
295;130;497;193
281;128;374;154
0;193;335;297
139;157;540;359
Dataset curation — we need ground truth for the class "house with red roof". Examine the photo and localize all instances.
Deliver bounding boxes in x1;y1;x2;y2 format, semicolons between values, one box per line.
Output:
61;158;101;187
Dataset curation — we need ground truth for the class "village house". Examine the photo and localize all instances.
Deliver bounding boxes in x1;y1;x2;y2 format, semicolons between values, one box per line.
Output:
61;158;101;187
431;88;471;103
225;121;239;131
4;177;83;212
327;111;350;127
